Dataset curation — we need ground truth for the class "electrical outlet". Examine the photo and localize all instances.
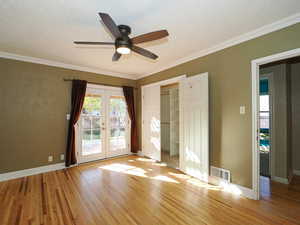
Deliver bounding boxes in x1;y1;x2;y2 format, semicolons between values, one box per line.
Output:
240;106;246;115
66;114;70;120
48;156;53;162
60;154;64;161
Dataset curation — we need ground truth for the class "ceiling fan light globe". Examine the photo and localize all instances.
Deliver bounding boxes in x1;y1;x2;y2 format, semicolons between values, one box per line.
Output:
117;47;131;55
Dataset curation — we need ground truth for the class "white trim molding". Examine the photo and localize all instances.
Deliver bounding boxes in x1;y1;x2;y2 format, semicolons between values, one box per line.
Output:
141;75;186;88
0;163;65;182
137;151;144;157
138;12;300;79
271;176;289;185
0;51;138;80
208;176;257;200
294;170;300;176
251;48;300;200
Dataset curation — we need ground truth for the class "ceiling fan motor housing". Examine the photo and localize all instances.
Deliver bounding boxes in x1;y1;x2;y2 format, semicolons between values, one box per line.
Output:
118;25;131;35
115;25;132;49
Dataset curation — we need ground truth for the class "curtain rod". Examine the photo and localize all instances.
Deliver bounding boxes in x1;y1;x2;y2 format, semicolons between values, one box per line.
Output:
63;78;138;90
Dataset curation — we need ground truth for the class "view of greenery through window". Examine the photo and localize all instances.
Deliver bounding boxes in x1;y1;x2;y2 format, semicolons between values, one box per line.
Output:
81;96;127;141
80;94;127;156
82;96;102;140
110;97;126;138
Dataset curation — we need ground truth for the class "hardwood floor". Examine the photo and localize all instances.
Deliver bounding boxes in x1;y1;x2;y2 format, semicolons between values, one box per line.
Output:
161;151;179;168
1;156;300;225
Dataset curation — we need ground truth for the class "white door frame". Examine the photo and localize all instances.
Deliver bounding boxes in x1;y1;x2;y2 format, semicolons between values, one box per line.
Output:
141;75;186;162
251;48;300;200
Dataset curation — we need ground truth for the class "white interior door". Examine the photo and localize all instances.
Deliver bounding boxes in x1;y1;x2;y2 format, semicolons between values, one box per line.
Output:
77;85;130;163
142;85;161;161
179;73;209;182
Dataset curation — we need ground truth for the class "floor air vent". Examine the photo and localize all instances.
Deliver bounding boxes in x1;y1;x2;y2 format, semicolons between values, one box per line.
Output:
210;166;231;182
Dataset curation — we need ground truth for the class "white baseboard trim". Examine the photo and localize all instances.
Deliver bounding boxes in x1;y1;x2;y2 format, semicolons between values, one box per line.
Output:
293;170;300;176
208;176;257;200
0;163;65;182
137;150;144;157
235;184;257;200
271;176;289;184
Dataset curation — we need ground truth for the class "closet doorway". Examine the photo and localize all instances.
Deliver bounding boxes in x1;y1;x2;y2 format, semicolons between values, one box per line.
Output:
142;73;209;182
161;83;179;168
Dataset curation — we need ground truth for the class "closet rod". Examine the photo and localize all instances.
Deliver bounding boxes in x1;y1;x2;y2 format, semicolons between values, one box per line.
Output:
63;78;138;90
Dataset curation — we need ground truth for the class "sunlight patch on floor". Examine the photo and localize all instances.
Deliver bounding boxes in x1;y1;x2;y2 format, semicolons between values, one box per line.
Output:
126;168;148;177
99;163;178;182
152;175;179;183
99;163;136;172
136;158;156;162
168;172;190;180
98;160;242;196
220;181;242;196
152;162;167;167
187;179;222;191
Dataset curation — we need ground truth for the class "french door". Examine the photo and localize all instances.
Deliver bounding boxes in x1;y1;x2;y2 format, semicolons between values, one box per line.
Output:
76;85;130;163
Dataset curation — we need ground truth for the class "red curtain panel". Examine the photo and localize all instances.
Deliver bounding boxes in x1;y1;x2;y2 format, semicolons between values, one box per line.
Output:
66;80;87;166
123;86;139;153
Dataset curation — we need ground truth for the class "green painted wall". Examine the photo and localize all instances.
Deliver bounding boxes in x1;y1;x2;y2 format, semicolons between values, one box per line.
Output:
0;58;136;173
137;23;300;188
1;23;300;188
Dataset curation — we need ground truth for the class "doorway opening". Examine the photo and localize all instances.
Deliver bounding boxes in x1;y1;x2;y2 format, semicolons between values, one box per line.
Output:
259;75;272;178
142;73;209;182
253;52;300;200
76;84;130;163
160;83;179;168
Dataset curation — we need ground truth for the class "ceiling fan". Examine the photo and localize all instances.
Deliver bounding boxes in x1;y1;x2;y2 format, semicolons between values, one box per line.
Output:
74;13;169;61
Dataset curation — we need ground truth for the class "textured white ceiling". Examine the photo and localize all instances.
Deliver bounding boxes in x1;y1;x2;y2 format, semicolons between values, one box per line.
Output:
0;0;300;79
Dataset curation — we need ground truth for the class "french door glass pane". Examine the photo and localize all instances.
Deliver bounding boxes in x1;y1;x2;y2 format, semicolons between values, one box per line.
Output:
109;96;127;151
81;95;103;156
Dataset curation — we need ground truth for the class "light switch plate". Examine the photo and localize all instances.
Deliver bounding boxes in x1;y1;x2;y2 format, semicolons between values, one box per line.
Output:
240;106;246;114
66;114;70;120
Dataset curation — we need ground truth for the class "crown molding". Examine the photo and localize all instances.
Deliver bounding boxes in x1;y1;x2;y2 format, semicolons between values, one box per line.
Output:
137;12;300;80
0;51;139;80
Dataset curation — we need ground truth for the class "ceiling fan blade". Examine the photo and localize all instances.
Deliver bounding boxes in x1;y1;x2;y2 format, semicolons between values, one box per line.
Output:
99;13;121;38
131;45;158;60
112;52;121;61
74;41;114;45
131;30;169;44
